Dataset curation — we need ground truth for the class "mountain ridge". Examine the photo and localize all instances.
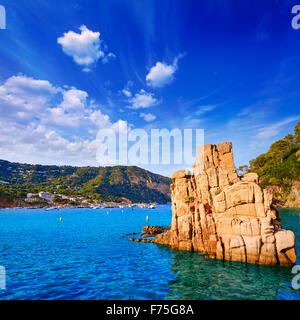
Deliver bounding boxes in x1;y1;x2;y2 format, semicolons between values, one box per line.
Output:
0;159;172;205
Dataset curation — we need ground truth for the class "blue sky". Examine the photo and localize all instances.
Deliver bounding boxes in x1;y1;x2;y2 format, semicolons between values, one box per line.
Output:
0;0;300;176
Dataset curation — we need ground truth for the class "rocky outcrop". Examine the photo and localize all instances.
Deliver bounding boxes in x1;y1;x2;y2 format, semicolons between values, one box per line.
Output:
141;226;170;237
153;142;296;266
284;182;300;209
0;195;29;208
263;182;300;209
127;226;170;242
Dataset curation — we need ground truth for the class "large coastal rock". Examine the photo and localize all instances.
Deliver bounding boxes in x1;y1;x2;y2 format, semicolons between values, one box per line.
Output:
153;142;296;266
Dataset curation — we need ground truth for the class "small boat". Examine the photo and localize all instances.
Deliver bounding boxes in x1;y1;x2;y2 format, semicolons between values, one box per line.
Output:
45;207;59;211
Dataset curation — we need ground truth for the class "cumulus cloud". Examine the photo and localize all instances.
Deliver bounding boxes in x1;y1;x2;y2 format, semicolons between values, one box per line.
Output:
0;75;58;124
140;113;156;122
0;75;123;165
146;53;185;88
57;25;115;70
58;88;87;111
129;89;159;109
146;62;176;88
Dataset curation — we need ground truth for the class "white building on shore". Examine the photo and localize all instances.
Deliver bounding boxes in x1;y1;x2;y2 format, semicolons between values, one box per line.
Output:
38;191;55;202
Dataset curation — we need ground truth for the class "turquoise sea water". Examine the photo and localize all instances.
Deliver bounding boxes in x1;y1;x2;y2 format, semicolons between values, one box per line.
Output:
0;205;299;300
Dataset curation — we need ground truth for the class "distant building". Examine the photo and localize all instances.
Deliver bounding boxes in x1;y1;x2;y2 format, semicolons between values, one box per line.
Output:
56;194;70;200
39;191;55;202
27;193;39;198
24;197;40;203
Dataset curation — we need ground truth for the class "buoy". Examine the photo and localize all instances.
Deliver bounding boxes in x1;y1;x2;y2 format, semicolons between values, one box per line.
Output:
107;211;109;214
146;216;149;221
59;217;62;221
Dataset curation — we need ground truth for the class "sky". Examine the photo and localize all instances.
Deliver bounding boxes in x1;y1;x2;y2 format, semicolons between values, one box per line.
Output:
0;0;300;177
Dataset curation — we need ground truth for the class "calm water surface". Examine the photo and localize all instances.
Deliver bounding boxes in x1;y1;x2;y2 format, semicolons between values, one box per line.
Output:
0;205;299;300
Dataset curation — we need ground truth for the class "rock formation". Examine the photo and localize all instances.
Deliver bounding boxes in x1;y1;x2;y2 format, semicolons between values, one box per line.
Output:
153;142;296;266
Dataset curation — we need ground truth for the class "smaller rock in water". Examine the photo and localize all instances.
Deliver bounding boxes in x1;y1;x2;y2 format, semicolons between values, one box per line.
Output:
129;238;152;243
127;226;170;242
121;232;138;237
141;225;170;238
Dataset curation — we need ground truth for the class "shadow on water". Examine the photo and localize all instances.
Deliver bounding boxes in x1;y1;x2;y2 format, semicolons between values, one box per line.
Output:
158;247;298;300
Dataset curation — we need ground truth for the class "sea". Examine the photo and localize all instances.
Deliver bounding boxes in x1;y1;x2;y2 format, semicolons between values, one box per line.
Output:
0;205;299;300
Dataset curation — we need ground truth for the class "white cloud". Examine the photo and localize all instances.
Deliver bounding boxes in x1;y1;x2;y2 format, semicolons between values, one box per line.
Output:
254;116;300;142
102;52;116;64
122;89;132;98
0;75;124;166
129;89;159;109
57;25;115;70
59;88;87;111
121;81;133;98
194;104;220;116
204;100;300;169
184;104;220;123
223;101;300;149
140;113;156;122
146;62;175;88
0;75;58;124
146;54;185;88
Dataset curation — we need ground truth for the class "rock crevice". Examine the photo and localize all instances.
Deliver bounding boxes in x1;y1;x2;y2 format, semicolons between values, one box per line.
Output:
153;142;296;266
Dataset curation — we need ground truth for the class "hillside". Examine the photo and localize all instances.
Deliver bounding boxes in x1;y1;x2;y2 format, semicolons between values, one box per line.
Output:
240;121;300;207
0;160;171;204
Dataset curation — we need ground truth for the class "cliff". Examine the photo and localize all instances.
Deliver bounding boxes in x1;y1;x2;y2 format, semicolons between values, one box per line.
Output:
285;182;300;208
153;142;296;266
264;182;300;209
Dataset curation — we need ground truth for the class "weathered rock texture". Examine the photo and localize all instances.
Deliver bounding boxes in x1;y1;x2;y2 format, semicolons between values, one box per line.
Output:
153;142;297;266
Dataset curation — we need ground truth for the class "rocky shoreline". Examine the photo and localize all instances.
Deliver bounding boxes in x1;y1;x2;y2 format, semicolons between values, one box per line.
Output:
132;142;297;266
127;226;170;243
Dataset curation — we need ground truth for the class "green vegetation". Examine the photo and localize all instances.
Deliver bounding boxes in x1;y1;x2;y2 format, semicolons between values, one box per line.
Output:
243;122;300;198
0;160;171;203
214;189;222;196
185;195;192;203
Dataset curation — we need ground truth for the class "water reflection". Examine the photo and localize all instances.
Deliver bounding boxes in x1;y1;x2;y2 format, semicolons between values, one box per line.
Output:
158;246;297;300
